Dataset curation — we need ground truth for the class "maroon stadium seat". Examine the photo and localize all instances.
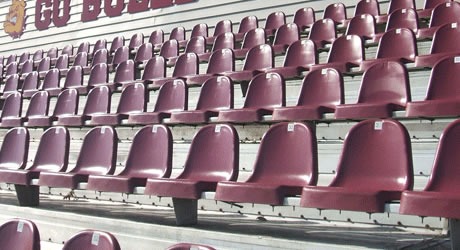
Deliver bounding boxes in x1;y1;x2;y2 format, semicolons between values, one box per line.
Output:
38;126;117;189
199;32;234;61
27;89;77;127
107;59;135;90
166;243;216;250
272;68;344;121
71;63;108;95
310;34;364;73
189;23;208;38
417;0;451;18
406;56;460;117
159;39;180;66
216;122;317;205
271;23;300;54
108;46;129;72
360;28;417;71
149;53;198;89
301;119;413;213
6;54;17;66
308;18;337;48
323;3;347;25
415;22;460;68
37;57;51;76
186;48;235;86
220;44;274;86
62;230;121;250
24;91;50;127
186;23;208;48
166;36;205;65
0;126;69;206
57;86;110;126
417;1;460;39
170;76;233;124
87;48;109;73
90;82;146;125
150;29;165;51
2;74;20;98
0;92;23;127
233;27;266;59
62;66;84;90
40;68;61;97
264;11;286;37
128;32;144;53
109;36;125;57
133;42;153;68
0;219;40;250
345;14;377;41
52;89;79;123
19;59;33;78
67;52;88;74
47;47;58;64
81;63;109;94
5;62;18;77
335;61;410;119
31;49;44;67
139;56;166;85
400;119;460;218
86;125;172;193
17;52;29;68
293;7;315;30
128;79;187;124
61;44;74;58
144;123;239;199
378;0;415;23
76;41;90;55
21;72;39;98
169;26;186;44
0;127;29;170
373;8;419;41
234;15;258;41
89;39;107;59
218;72;285;123
257;39;317;79
54;54;69;74
206;19;232;44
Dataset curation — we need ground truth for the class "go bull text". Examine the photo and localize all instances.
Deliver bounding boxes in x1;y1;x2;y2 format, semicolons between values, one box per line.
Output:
35;0;195;30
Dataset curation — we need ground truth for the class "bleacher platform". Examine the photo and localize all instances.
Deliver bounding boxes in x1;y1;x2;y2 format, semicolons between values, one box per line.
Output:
0;0;459;249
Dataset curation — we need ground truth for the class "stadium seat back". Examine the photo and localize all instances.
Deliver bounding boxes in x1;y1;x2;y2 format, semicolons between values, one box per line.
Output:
63;230;120;250
0;126;29;170
243;72;285;109
293;7;315;29
88;63;109;86
297;68;344;107
323;3;347;24
357;61;411;105
153;79;188;112
117;82;146;114
0;219;40;250
247;122;318;186
330;119;413;191
177;123;239;182
83;86;111;116
206;48;234;74
122;125;172;178
53;89;79;117
196;76;233;111
71;126;117;175
63;66;84;88
29;126;70;172
26;91;49;117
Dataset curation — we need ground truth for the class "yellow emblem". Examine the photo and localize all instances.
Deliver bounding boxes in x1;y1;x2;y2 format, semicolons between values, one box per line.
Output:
4;0;27;39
